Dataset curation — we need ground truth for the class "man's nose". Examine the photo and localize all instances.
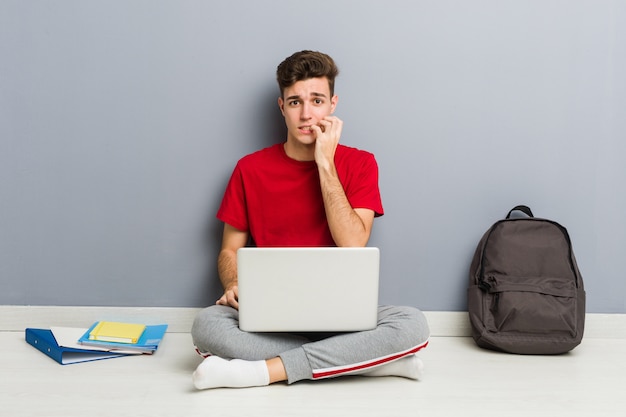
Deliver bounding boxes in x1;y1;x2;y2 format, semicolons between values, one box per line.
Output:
300;103;312;120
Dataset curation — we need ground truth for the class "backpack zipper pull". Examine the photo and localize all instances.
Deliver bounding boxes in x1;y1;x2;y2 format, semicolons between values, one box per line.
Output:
478;278;491;292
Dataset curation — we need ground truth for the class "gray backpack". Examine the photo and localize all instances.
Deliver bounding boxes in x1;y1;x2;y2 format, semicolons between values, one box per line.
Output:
468;205;585;354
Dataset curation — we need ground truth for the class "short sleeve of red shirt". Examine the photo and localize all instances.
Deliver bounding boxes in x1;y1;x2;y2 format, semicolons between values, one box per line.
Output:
216;144;383;246
334;145;384;217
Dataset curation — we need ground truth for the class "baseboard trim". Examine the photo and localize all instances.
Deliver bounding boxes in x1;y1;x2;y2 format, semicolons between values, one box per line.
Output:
1;306;624;338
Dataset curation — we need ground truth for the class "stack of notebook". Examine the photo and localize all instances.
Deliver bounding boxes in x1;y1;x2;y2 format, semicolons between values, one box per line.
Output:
25;321;168;365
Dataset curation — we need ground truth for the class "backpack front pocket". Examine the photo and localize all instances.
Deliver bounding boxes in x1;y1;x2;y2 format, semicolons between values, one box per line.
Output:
482;276;578;337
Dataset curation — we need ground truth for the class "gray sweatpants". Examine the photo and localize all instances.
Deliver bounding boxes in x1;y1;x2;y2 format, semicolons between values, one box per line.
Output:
191;305;430;384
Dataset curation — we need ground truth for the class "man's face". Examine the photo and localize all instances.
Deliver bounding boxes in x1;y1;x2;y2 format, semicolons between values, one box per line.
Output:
278;77;338;147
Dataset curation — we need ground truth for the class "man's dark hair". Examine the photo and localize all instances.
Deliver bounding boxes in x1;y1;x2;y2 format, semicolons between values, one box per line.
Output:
276;50;339;97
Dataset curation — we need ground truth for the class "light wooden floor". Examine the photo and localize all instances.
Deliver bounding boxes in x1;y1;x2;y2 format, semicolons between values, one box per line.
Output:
2;330;625;417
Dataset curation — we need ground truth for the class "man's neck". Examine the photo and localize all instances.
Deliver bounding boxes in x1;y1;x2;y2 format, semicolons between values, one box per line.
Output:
283;140;315;162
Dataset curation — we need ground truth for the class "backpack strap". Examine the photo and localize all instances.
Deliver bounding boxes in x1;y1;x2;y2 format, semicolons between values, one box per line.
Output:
506;205;534;219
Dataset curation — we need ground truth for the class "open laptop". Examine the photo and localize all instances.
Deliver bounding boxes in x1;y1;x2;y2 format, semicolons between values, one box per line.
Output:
237;247;380;332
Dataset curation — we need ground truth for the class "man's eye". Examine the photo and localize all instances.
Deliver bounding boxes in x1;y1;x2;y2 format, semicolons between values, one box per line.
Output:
289;100;300;106
314;99;323;104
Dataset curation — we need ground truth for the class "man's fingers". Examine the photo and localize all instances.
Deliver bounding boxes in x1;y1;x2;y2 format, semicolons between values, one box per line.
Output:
315;117;342;136
216;288;239;310
310;124;323;134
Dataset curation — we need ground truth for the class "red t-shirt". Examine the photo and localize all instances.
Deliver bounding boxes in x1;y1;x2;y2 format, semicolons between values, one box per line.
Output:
217;143;383;246
217;143;384;247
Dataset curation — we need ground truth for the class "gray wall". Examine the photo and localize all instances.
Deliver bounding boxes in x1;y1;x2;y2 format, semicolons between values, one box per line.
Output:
1;1;624;312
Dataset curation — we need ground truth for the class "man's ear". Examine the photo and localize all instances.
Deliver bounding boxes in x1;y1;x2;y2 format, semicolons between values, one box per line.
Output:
330;95;338;114
277;97;285;116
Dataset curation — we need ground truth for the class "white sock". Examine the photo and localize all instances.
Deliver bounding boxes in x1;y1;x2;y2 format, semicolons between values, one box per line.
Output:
361;355;424;380
192;356;270;390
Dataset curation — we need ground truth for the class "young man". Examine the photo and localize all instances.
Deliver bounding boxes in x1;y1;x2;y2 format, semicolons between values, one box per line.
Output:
191;50;430;389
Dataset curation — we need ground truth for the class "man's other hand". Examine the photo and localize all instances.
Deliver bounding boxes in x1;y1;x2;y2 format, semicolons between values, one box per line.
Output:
216;286;239;310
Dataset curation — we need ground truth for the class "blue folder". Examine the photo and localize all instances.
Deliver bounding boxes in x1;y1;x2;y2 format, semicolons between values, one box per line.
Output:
25;328;128;365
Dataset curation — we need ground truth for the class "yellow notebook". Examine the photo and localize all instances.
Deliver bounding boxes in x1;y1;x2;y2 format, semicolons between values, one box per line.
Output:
88;321;146;344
